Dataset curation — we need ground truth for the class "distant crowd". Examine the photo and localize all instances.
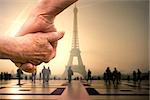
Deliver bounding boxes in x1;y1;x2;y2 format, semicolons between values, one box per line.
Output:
130;69;142;85
0;72;12;80
0;66;149;86
103;67;121;87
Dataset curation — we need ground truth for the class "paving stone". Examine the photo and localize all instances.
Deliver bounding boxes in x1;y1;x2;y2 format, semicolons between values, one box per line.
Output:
0;80;149;100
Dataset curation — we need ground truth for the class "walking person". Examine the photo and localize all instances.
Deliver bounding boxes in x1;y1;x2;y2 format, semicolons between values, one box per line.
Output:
17;68;23;85
118;71;121;83
68;66;73;83
32;68;37;84
39;72;41;80
133;70;137;85
42;66;47;84
103;72;107;83
137;69;142;86
106;67;112;85
112;68;118;88
87;69;92;84
127;75;130;82
47;67;51;83
0;72;3;80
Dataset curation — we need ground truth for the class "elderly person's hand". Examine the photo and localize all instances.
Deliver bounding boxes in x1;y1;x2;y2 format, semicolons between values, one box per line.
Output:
14;0;78;73
0;31;63;72
17;0;78;36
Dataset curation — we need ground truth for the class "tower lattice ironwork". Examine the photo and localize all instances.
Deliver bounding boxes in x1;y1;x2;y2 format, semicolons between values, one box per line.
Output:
62;5;86;79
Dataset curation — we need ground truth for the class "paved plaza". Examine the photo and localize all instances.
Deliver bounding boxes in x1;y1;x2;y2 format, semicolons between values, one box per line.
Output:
0;80;149;100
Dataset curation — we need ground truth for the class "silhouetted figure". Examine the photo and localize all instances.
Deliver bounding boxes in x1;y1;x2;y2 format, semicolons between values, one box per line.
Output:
25;76;28;80
68;66;73;83
42;66;51;84
54;76;56;80
103;72;107;83
98;76;101;80
0;72;4;80
8;73;11;80
32;68;37;84
17;68;23;85
4;72;6;80
39;72;41;80
106;67;111;85
137;69;142;86
127;75;130;82
133;70;136;84
87;69;92;84
118;71;121;83
42;66;47;83
112;68;118;87
47;67;51;82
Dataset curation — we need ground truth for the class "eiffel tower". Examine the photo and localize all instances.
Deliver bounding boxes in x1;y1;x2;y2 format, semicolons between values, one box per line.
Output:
62;5;87;79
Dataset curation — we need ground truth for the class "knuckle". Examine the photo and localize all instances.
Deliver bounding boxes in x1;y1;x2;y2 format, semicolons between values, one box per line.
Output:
44;59;50;63
30;60;41;65
42;46;56;63
35;61;42;65
43;55;51;63
47;45;53;51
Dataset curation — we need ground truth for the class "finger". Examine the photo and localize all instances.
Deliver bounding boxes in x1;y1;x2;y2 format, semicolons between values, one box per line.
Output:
20;63;36;73
51;41;57;49
13;61;36;73
30;59;42;66
57;31;64;40
51;49;56;59
47;31;64;42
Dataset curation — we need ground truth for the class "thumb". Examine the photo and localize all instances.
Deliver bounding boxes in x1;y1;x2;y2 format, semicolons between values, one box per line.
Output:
47;31;64;42
20;63;36;73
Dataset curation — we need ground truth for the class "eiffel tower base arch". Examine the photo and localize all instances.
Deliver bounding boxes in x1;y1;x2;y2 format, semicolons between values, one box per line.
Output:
62;49;87;79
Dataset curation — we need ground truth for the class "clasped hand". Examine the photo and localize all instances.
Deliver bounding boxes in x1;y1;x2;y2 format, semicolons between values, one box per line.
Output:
3;0;78;72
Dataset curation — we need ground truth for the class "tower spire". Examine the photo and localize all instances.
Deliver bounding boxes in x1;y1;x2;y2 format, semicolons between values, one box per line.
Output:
72;4;79;49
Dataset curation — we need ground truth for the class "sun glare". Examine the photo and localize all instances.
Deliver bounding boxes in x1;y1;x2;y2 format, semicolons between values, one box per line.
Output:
5;4;30;37
8;19;25;37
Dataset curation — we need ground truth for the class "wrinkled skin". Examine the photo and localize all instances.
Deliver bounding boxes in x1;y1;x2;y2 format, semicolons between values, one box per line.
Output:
14;0;78;72
11;32;63;72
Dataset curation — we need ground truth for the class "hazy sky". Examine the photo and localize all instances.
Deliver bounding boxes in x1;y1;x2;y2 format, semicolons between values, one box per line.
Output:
0;0;149;75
